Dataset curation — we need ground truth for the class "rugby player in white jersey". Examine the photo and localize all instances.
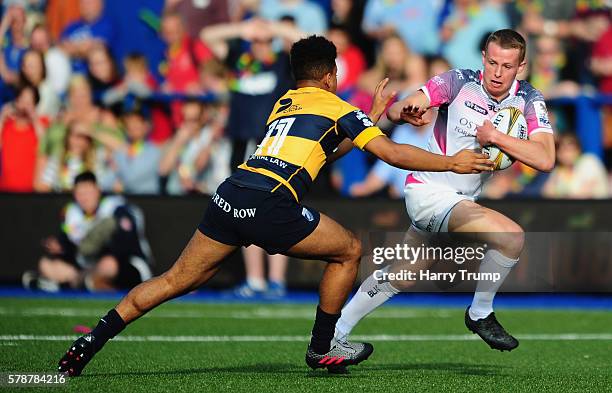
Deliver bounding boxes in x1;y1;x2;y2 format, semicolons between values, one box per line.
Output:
335;29;556;351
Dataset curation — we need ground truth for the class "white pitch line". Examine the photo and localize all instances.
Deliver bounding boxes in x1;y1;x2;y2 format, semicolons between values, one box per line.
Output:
0;307;452;320
0;334;611;343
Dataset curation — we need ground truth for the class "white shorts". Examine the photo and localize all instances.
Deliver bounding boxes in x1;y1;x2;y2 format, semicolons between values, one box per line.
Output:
404;183;474;233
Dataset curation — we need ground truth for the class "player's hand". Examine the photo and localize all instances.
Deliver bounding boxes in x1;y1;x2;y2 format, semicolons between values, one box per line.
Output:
369;78;397;123
450;149;494;174
399;99;430;127
476;119;498;147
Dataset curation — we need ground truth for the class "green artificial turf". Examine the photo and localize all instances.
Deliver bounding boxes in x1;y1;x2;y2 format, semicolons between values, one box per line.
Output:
0;298;611;392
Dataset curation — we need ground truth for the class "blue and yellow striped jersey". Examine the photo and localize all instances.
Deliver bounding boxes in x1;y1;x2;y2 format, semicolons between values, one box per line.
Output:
228;86;384;201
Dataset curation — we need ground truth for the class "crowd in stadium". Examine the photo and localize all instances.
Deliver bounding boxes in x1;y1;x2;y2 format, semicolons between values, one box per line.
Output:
0;0;611;200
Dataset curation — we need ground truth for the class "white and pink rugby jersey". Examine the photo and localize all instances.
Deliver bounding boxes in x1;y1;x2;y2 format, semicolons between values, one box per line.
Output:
407;69;553;197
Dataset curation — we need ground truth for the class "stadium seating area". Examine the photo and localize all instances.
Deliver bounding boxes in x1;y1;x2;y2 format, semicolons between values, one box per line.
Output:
0;0;611;200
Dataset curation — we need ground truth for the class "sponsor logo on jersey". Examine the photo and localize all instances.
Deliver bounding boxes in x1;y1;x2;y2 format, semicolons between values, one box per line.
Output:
454;117;478;137
454;69;464;80
354;110;374;127
534;101;551;127
464;100;488;115
275;98;303;114
432;75;445;86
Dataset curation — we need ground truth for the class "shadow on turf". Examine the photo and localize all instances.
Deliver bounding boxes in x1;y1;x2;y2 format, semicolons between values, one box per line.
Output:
364;362;509;376
83;362;507;378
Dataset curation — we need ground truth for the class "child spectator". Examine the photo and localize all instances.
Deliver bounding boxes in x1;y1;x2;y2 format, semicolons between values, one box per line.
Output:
103;53;173;144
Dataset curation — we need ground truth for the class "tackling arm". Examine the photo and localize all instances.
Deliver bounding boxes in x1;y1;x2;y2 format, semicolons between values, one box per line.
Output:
363;135;493;174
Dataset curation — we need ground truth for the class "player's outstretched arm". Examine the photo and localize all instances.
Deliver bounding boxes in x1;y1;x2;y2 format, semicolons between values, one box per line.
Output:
476;120;555;172
368;78;397;124
387;90;431;126
364;135;494;174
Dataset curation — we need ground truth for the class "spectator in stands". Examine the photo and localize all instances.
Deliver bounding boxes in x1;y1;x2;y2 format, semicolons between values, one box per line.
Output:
328;24;366;97
362;0;441;56
350;121;433;199
330;0;375;66
260;0;327;34
45;0;81;42
30;24;72;98
38;75;121;170
20;50;62;118
0;5;28;104
60;0;117;73
164;0;230;39
358;34;426;98
542;133;609;199
159;99;230;195
103;104;162;194
0;84;48;192
197;58;229;99
103;53;174;145
591;21;612;167
200;17;299;170
26;171;153;291
159;11;213;95
231;245;289;299
0;43;62;119
86;44;120;106
36;120;114;192
529;35;580;99
440;0;509;70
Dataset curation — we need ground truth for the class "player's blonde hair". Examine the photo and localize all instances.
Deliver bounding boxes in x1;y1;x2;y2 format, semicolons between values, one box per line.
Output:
485;29;527;63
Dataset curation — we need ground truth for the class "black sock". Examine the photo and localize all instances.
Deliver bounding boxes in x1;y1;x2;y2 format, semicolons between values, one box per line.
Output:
309;306;341;355
90;309;126;352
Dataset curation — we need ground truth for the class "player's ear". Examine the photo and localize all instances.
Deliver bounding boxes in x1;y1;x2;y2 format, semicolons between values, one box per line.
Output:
517;60;527;75
481;50;486;66
323;72;333;90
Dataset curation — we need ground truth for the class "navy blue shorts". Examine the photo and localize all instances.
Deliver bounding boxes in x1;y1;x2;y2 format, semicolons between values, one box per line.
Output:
198;180;320;254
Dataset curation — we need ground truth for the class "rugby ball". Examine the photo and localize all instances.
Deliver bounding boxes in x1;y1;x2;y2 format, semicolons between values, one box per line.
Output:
483;107;528;170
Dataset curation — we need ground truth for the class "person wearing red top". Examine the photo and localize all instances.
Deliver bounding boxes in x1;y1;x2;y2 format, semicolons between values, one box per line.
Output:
591;25;612;165
0;85;48;192
159;11;214;126
591;25;612;94
160;11;213;93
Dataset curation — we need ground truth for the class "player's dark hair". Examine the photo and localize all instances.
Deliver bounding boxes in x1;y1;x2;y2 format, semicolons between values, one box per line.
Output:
290;35;337;82
74;171;97;186
485;29;526;63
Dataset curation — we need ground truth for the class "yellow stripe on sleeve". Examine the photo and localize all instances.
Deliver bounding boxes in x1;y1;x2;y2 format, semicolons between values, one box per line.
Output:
353;127;384;150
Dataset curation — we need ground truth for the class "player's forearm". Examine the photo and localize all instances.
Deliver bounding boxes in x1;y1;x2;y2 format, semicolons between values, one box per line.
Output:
386;143;453;172
490;133;555;172
326;138;353;164
387;90;429;124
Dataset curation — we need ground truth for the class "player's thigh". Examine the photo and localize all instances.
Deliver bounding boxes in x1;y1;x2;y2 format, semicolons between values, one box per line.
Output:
286;212;361;264
164;230;237;288
448;200;524;256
